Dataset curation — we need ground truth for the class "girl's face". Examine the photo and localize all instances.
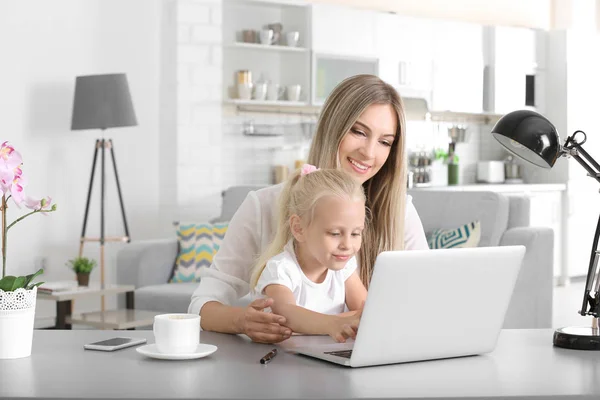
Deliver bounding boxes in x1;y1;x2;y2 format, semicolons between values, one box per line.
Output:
293;195;365;272
338;103;398;184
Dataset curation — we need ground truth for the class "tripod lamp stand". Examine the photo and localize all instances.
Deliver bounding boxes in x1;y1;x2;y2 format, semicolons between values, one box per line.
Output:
71;73;136;312
491;109;600;350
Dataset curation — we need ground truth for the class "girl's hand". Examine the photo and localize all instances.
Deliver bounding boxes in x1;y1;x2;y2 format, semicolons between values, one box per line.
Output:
236;298;292;343
327;315;360;343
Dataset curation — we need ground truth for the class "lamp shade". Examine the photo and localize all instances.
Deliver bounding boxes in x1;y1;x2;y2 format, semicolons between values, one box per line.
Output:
491;110;561;169
71;73;137;130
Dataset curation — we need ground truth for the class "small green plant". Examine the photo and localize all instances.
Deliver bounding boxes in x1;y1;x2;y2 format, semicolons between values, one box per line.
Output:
66;257;97;274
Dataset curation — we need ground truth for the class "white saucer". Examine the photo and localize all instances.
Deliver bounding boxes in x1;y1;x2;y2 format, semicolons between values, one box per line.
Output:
136;343;217;360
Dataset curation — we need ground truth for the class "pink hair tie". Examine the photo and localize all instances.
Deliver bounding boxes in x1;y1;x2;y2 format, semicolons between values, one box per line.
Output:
300;164;320;176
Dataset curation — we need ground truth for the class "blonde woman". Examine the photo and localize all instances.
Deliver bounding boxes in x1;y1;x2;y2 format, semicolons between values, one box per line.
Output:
189;74;429;343
251;166;368;343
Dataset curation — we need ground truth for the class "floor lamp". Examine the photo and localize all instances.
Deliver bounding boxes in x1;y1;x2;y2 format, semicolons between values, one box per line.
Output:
71;73;136;312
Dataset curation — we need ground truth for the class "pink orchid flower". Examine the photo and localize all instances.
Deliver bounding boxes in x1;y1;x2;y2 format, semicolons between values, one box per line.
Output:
300;164;320;176
0;142;24;196
10;173;26;205
0;142;23;171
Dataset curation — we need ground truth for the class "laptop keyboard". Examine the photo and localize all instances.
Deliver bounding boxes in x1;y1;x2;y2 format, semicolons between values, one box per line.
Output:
324;350;353;359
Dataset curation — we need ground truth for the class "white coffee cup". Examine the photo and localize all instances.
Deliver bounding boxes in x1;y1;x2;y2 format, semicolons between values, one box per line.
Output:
286;31;300;47
286;84;302;102
237;83;253;100
259;29;274;45
253;82;267;101
153;313;200;354
267;83;284;101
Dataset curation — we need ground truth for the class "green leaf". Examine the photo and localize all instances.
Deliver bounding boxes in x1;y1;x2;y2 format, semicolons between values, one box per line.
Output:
0;276;17;292
26;281;45;290
23;268;44;288
12;276;26;290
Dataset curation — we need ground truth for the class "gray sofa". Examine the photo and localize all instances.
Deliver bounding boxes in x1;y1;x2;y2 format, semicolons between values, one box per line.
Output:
116;188;553;329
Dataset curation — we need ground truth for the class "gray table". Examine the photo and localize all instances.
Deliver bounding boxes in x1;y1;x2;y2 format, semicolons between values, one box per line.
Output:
1;329;599;399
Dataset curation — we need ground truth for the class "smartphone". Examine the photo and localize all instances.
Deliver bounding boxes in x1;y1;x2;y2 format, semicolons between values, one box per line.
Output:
83;337;147;352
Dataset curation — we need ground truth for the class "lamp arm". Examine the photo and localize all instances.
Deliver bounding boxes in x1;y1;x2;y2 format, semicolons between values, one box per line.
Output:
562;135;600;317
580;213;600;317
562;133;600;185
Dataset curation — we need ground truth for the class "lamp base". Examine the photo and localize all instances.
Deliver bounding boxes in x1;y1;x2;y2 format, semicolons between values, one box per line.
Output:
553;327;600;350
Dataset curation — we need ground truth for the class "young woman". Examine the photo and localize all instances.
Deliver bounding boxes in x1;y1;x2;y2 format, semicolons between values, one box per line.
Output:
189;74;429;343
252;166;368;342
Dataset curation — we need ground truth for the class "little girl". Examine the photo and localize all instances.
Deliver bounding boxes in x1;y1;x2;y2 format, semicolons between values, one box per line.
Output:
250;165;368;343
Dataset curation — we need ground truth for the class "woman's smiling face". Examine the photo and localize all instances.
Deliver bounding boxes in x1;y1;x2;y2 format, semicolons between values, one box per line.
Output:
337;103;397;184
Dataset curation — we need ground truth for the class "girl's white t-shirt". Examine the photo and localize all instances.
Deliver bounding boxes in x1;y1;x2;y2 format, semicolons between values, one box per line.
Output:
254;241;357;315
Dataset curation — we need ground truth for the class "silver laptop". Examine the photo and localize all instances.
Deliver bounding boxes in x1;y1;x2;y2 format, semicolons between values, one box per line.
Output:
292;246;525;367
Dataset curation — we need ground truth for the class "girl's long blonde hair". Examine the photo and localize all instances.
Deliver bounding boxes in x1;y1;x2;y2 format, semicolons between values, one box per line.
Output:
250;169;366;289
307;74;407;288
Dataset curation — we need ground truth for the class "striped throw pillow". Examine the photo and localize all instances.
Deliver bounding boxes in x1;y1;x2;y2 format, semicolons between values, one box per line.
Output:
212;222;229;255
170;223;214;283
427;220;481;249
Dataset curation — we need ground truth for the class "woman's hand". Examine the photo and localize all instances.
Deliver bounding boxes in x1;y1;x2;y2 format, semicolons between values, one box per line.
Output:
235;298;292;343
327;314;360;343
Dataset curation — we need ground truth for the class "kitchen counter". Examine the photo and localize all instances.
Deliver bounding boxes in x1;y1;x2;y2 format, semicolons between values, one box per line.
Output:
410;183;567;193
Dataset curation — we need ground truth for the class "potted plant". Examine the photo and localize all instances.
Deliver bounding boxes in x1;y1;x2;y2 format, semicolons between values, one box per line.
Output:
66;257;96;286
0;141;56;359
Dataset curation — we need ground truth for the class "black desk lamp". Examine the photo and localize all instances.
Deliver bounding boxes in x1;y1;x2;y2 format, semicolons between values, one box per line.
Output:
491;109;600;350
71;73;136;311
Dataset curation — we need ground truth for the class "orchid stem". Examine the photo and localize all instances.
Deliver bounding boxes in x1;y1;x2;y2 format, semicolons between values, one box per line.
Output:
2;195;7;279
6;209;51;231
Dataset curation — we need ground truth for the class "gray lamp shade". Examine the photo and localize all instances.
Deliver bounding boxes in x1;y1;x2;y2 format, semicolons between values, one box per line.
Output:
71;73;138;130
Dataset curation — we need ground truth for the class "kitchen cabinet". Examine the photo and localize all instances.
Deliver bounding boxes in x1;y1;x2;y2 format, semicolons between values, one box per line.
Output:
311;3;378;58
223;1;543;117
430;21;484;113
375;13;434;103
312;53;378;105
486;26;544;114
222;0;311;104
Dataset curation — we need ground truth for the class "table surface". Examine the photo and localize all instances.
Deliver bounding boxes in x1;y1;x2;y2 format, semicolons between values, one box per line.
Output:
67;309;162;329
1;329;599;400
37;284;135;301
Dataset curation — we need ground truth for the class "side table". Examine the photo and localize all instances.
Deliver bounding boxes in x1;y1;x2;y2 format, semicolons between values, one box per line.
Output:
37;284;161;330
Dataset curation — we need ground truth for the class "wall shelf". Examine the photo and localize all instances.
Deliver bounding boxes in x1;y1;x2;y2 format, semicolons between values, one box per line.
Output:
224;99;319;115
225;99;307;107
429;110;503;125
224;98;501;123
224;42;308;53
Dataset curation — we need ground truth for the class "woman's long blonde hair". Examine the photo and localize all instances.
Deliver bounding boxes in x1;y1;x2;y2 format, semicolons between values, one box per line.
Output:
250;169;366;289
307;74;407;288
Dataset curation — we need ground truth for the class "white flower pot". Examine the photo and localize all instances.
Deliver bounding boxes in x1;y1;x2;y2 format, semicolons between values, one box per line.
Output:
0;287;37;359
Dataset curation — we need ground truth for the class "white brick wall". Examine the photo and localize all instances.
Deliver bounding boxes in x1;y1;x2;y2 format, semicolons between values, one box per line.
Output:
177;0;223;221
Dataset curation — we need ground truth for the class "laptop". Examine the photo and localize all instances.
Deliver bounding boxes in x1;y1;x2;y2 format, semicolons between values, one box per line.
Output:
292;245;525;367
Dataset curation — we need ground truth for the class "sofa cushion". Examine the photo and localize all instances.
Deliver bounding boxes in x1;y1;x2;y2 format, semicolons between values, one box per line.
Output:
135;282;198;313
409;190;509;247
170;222;230;283
212;222;229;254
170;223;214;283
427;220;481;249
